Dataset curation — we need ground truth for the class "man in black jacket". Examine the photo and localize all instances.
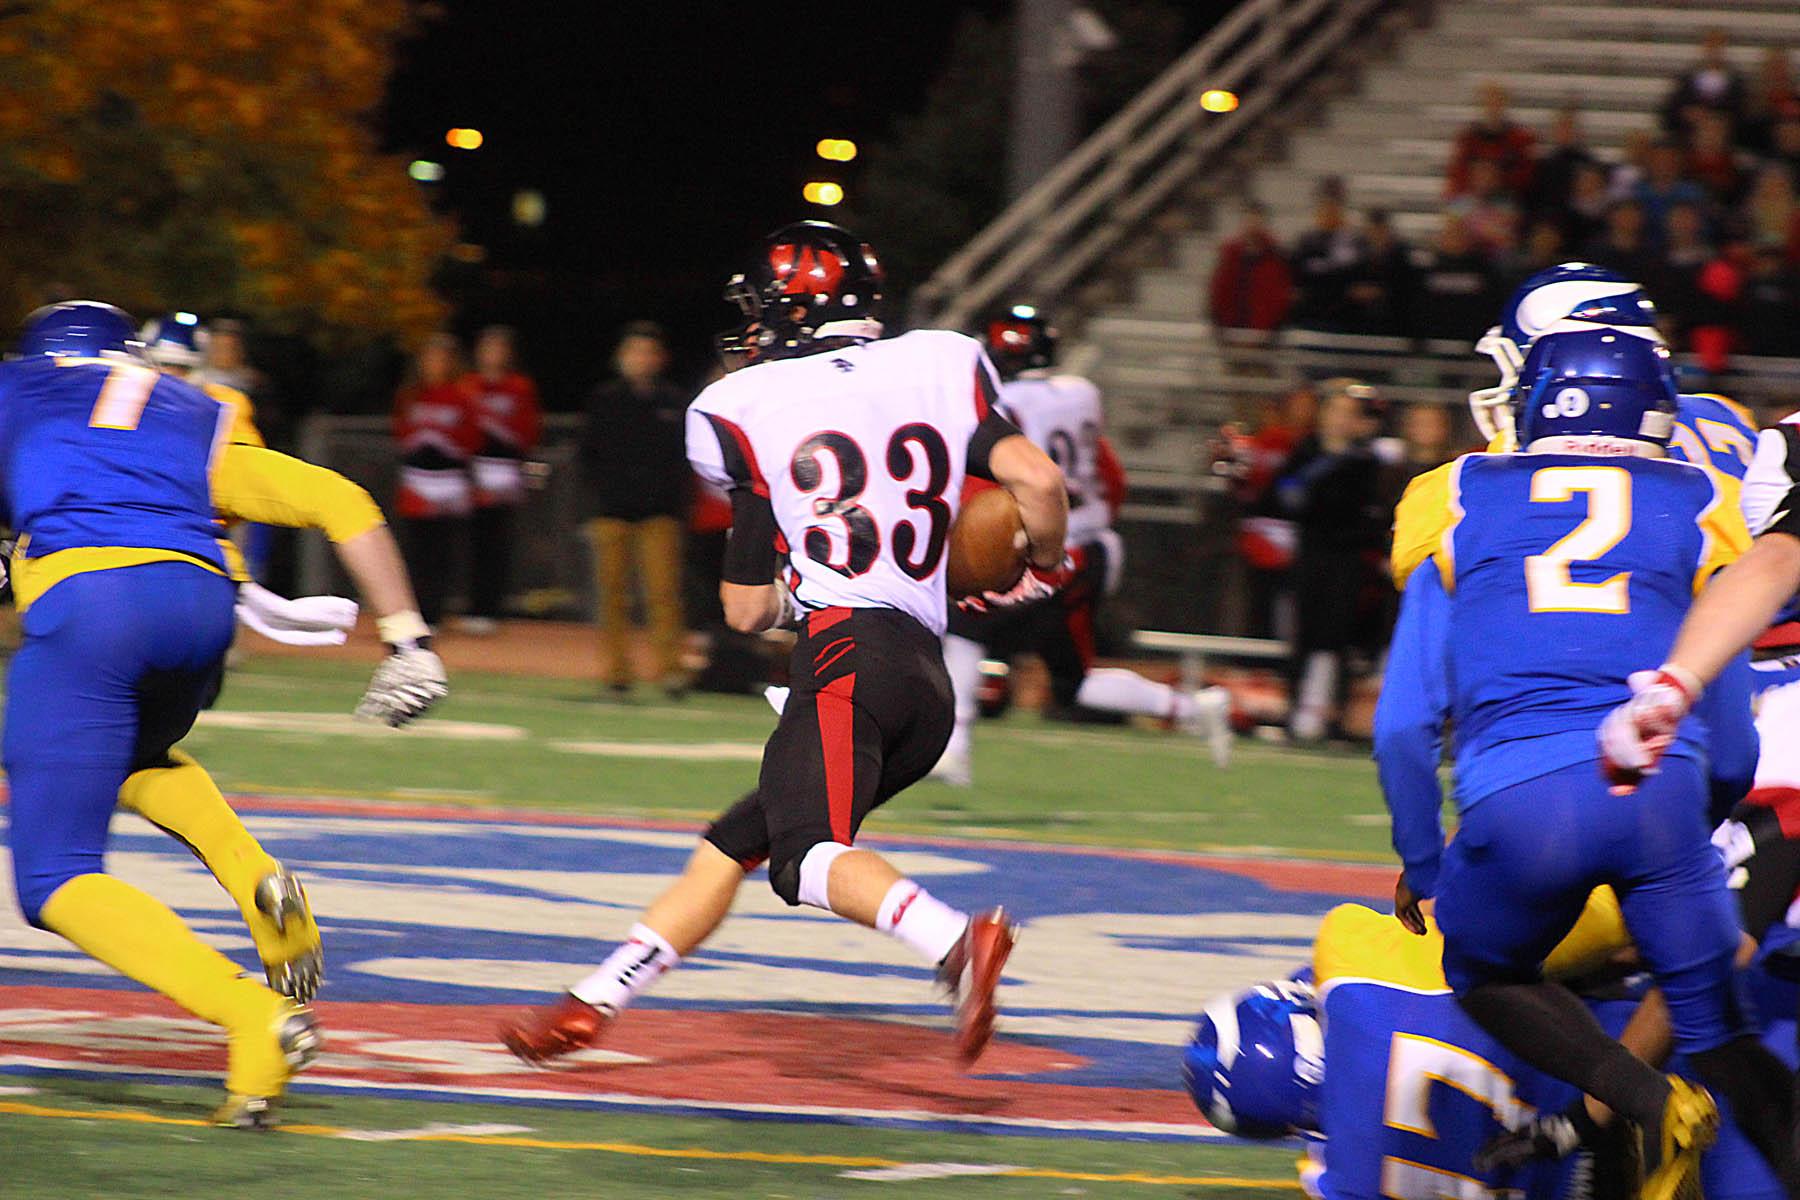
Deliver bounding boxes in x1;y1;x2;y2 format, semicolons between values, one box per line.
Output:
580;322;690;696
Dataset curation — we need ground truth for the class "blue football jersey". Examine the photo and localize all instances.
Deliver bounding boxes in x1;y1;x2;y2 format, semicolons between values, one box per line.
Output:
0;356;230;568
1441;452;1741;806
1670;393;1758;482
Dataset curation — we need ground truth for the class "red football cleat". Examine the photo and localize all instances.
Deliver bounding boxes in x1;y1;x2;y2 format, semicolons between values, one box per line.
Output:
938;908;1017;1065
499;992;612;1066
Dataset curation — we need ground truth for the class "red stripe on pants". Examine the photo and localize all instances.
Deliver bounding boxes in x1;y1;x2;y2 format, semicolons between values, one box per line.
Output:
816;672;858;844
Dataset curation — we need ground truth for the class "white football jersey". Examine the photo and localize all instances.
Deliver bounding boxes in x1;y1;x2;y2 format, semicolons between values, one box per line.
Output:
688;330;998;636
998;373;1107;545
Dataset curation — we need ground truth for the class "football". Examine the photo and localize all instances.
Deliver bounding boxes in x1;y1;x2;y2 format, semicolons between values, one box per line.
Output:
946;486;1027;598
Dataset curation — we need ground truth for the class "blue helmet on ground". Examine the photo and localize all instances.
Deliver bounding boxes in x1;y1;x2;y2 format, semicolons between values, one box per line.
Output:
1472;263;1662;448
1512;327;1680;453
139;312;208;369
16;300;140;360
1182;978;1323;1139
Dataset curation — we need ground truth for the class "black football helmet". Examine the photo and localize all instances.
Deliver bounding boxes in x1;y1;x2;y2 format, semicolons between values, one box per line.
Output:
983;304;1057;379
718;221;885;368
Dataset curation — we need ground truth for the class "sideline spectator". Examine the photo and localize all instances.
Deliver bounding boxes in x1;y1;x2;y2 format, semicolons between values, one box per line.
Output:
1345;210;1415;336
1687;111;1749;207
1563;162;1612;249
1446;82;1535;198
1583;200;1658;282
1451;159;1521;253
579;321;691;697
1529;107;1599;217
1513;217;1568;283
1208;203;1293;333
1275;380;1386;743
1632;140;1707;243
1693;239;1754;373
1770;116;1800;179
1661;28;1746;139
460;326;541;634
1609;130;1656;202
1744;48;1799;154
1745;165;1800;261
1290;179;1365;332
1650;200;1716;336
1227;384;1316;642
1410;215;1498;342
1378;402;1455;522
392;333;479;628
1741;243;1800;355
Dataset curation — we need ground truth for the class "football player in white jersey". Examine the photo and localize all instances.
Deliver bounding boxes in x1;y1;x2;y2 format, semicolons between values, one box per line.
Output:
934;306;1232;786
500;222;1069;1067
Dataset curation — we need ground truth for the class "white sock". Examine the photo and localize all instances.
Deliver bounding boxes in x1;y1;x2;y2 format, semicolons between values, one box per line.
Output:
1076;668;1182;719
570;923;681;1012
943;635;983;736
877;879;969;965
1293;651;1338;740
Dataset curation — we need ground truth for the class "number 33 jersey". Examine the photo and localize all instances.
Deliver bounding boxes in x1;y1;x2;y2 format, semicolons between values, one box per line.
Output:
1418;452;1749;806
687;330;1013;637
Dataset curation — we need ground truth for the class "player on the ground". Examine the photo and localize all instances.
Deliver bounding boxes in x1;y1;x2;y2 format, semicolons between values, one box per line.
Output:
1187;895;1793;1198
1379;326;1800;1194
1;301;448;1127
499;222;1067;1067
933;306;1231;785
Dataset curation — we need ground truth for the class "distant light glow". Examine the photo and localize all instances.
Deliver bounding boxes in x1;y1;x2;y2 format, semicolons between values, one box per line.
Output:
409;159;445;182
803;181;845;207
445;127;485;150
512;189;547;227
815;138;858;162
174;311;199;325
1009;304;1037;319
449;242;487;264
1200;90;1239;113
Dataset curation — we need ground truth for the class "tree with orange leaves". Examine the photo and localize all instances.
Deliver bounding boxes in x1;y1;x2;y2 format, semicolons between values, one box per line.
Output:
0;0;450;344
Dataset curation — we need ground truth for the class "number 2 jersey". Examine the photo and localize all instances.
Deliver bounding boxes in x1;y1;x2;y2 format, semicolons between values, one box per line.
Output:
995;373;1107;546
1404;451;1747;807
687;331;1019;637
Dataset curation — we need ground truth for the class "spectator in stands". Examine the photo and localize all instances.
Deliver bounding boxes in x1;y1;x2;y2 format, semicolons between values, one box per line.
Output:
1449;158;1522;254
1379;402;1455;511
1744;47;1799;154
392;333;479;628
1650;200;1716;338
1584;200;1659;282
1290;178;1365;332
1409;215;1499;343
1274;379;1387;743
1740;242;1800;355
579;321;691;698
1528;107;1598;218
1693;238;1754;373
1632;140;1708;243
1686;111;1749;207
1745;164;1800;261
1446;81;1535;199
1208;202;1294;334
1344;210;1415;337
1769;115;1800;179
1225;384;1316;642
1608;129;1655;202
460;325;541;634
1564;162;1612;250
1661;28;1746;140
1513;217;1568;284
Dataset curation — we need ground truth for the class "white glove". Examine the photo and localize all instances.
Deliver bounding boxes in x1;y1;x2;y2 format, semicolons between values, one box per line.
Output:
356;645;448;728
236;581;359;647
1598;666;1699;793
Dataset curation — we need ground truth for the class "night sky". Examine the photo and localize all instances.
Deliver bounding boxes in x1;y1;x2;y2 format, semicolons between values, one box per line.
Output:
381;2;1008;397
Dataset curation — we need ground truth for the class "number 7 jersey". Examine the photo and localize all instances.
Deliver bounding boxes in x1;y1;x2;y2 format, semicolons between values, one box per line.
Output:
687;330;1002;637
1425;452;1748;806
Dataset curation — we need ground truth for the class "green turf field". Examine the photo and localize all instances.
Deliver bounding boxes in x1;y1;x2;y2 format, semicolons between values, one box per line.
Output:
3;656;1389;1198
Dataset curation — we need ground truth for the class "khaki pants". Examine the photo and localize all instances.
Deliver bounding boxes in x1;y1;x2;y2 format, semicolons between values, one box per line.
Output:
587;516;684;686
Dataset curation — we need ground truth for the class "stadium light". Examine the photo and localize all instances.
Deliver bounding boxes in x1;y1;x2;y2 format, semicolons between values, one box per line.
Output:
1200;90;1239;114
409;159;446;182
803;181;845;207
815;138;858;163
512;189;547;228
445;127;485;150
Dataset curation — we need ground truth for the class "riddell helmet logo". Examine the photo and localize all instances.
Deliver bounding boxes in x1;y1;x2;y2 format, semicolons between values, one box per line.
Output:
770;244;846;297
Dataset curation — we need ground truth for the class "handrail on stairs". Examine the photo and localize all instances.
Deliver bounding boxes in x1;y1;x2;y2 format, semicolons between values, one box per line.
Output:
913;0;1386;331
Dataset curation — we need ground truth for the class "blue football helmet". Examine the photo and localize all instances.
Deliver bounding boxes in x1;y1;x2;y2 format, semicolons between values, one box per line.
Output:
139;312;208;370
1472;263;1662;449
1512;327;1680;453
16;300;141;360
1182;978;1323;1139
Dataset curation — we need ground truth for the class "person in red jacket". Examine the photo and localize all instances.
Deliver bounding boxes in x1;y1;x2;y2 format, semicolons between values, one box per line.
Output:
393;333;481;628
1445;82;1536;199
1209;203;1294;333
460;325;542;634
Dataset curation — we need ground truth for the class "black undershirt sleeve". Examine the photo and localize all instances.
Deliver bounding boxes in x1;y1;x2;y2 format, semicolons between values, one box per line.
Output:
721;487;780;585
966;410;1025;482
1765;484;1800;543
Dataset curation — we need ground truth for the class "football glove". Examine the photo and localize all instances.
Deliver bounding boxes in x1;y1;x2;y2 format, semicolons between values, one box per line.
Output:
236;581;359;647
957;556;1076;614
1598;666;1699;793
357;645;448;727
